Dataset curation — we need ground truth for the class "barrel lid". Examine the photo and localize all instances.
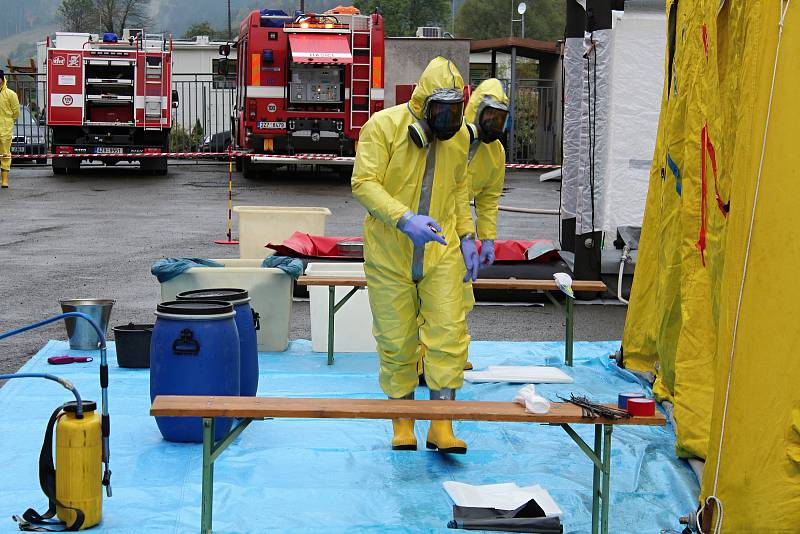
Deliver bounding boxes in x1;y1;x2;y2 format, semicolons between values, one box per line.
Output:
63;400;97;413
157;300;234;315
175;288;249;303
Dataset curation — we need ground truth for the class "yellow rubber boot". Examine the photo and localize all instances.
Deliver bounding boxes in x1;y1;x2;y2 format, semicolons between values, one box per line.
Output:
389;392;417;450
1;170;8;188
391;419;417;450
426;389;467;454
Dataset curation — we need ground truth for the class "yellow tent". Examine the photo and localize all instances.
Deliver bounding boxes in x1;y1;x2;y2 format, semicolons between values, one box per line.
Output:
622;0;724;460
699;1;800;531
624;0;800;529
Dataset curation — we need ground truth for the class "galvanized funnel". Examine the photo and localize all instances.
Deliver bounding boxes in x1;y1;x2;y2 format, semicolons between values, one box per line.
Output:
59;299;115;350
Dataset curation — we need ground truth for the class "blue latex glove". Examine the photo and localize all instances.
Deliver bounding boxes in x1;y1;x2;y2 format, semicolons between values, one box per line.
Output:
479;239;495;268
461;237;479;282
397;212;447;247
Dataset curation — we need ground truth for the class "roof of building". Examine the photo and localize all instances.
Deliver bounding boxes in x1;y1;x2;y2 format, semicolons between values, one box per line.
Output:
470;37;560;60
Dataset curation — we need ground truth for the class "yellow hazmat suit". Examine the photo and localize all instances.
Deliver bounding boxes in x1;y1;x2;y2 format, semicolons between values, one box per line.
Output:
462;78;508;317
0;78;20;188
352;57;473;452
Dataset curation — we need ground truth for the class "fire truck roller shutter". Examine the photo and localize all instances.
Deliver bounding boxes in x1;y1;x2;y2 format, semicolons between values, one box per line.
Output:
288;34;353;65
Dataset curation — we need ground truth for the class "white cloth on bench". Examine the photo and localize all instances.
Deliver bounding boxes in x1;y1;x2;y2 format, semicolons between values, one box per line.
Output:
513;384;551;414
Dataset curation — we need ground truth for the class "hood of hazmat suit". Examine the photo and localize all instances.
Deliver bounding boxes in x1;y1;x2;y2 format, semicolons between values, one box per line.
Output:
0;79;20;172
352;56;474;398
464;78;508;240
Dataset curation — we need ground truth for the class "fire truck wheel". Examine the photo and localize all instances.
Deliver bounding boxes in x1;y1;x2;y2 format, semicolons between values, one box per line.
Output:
52;166;66;175
141;157;168;176
242;157;264;180
235;157;243;172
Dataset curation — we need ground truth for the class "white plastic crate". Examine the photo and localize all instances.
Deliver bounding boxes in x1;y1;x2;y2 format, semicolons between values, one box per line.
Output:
159;259;293;352
306;262;376;353
233;206;331;259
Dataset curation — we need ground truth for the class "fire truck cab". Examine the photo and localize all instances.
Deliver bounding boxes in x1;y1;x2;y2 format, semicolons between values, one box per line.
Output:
46;31;174;175
232;8;385;178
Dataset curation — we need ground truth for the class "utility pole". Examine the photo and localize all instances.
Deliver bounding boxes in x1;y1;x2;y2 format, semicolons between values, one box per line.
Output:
227;0;232;41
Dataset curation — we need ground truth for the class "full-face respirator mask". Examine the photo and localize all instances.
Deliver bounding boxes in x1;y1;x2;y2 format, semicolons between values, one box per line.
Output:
473;96;509;144
408;88;465;148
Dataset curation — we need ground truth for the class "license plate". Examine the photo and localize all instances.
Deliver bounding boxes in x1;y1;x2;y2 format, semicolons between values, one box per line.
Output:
95;147;124;154
257;121;286;129
11;146;25;153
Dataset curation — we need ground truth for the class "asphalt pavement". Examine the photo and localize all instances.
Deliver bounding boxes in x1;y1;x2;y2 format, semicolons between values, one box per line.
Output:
0;161;626;374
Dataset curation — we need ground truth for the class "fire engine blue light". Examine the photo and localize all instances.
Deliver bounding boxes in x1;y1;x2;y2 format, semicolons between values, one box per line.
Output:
103;33;119;43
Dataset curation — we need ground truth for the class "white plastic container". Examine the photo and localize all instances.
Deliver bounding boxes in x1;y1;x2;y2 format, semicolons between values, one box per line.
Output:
233;206;332;259
306;262;376;353
159;259;293;352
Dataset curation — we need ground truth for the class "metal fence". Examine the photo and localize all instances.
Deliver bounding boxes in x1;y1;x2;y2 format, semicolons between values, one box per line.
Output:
6;73;558;163
4;73;235;155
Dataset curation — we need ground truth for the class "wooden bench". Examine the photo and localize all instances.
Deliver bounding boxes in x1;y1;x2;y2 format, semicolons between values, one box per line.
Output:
151;395;664;534
297;276;608;366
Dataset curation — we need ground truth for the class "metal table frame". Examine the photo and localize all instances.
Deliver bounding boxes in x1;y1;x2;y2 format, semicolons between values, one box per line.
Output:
323;284;575;366
199;416;612;534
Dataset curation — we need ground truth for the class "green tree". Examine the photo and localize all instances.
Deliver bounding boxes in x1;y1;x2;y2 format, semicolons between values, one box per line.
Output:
353;0;450;37
57;0;95;32
184;21;230;41
57;0;151;34
455;0;564;41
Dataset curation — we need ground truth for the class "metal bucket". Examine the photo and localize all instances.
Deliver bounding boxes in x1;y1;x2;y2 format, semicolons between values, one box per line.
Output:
59;299;115;350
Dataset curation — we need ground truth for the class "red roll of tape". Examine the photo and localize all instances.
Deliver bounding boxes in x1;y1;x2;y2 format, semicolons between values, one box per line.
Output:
627;398;655;417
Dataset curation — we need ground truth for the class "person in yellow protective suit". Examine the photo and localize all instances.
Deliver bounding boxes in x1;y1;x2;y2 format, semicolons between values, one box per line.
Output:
462;78;510;363
352;56;477;454
0;70;20;189
417;78;509;376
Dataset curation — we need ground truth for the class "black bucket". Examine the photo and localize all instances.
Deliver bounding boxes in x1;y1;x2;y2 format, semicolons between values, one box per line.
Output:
113;323;154;368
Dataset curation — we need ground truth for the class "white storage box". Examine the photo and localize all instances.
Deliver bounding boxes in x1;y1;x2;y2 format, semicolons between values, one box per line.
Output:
233;206;331;259
159;259;293;352
306;262;376;353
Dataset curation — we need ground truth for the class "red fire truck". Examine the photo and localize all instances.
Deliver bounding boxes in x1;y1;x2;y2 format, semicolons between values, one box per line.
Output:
46;31;174;175
230;8;385;178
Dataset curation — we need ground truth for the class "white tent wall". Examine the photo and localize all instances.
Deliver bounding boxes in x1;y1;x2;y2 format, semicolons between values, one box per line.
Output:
601;5;666;236
561;36;584;225
576;28;613;237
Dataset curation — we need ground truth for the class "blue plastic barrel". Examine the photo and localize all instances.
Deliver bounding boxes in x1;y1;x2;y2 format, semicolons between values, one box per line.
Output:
176;288;259;396
150;300;240;442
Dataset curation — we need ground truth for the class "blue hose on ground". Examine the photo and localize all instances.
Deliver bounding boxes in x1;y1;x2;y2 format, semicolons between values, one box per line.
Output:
0;312;112;496
0;373;84;417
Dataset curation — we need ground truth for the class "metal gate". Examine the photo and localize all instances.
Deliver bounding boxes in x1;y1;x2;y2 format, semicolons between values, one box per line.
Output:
509;78;557;164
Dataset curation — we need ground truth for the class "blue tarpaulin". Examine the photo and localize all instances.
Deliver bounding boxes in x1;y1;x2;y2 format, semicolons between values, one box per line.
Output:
0;340;698;533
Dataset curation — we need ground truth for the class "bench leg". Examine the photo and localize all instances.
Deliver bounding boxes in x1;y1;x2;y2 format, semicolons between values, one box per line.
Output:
591;424;602;534
201;417;215;534
565;297;574;366
601;425;613;534
328;286;335;366
560;423;612;534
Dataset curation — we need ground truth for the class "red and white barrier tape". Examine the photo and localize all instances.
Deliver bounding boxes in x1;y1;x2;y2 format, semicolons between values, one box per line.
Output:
4;151;560;169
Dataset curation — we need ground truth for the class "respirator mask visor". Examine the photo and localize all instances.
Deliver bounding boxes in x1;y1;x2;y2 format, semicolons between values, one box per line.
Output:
476;97;509;143
426;88;464;141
